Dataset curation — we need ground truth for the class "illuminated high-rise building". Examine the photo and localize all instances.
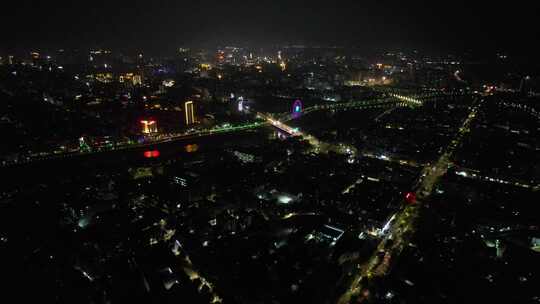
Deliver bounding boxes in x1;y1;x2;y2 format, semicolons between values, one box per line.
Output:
185;101;195;125
141;120;158;134
132;75;142;86
238;96;244;112
30;52;41;66
216;50;225;65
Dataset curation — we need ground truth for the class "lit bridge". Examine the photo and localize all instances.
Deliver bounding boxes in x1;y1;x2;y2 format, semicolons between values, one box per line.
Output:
272;97;419;124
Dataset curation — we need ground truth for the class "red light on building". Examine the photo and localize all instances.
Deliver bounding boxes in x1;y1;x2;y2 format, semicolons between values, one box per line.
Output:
405;192;417;204
144;150;160;158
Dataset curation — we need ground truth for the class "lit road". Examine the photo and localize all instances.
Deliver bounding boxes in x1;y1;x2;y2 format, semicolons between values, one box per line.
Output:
388;93;423;106
362;152;422;168
172;240;223;303
453;166;538;190
336;100;481;304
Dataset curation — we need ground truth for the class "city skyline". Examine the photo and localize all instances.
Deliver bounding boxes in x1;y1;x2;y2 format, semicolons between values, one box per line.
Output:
0;2;538;304
1;1;540;55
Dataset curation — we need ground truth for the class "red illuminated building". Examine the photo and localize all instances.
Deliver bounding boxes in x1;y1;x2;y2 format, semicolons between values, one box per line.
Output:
405;192;417;204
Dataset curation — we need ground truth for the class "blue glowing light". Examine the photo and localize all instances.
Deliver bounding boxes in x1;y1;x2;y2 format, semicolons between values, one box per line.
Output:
292;100;303;118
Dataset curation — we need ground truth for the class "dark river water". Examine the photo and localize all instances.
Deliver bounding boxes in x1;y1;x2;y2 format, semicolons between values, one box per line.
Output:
2;129;276;189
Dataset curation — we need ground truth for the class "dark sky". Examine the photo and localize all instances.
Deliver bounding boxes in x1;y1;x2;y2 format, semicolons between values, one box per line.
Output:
1;1;539;55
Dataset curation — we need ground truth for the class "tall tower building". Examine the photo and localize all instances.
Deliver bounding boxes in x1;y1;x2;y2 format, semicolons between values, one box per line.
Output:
185;101;195;125
132;75;142;86
141;120;158;134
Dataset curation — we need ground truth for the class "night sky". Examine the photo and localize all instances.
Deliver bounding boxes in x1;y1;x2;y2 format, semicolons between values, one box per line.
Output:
1;1;539;55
